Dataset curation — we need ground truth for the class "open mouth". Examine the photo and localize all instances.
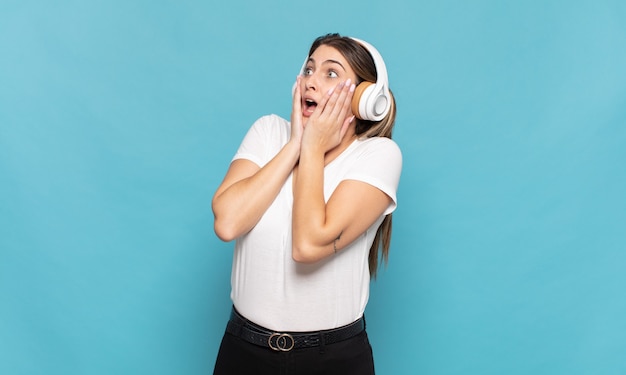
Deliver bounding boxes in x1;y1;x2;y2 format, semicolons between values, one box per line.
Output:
303;98;317;115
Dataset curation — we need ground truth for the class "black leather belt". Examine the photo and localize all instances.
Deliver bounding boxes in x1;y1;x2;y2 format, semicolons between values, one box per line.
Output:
226;308;366;352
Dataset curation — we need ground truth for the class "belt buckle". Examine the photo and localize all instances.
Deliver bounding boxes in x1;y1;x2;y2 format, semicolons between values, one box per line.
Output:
268;332;295;352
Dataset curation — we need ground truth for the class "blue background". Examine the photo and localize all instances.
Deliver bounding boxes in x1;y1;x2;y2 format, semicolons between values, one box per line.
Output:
1;1;625;374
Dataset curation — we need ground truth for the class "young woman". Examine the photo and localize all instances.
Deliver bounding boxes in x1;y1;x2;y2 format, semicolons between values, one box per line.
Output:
212;33;402;375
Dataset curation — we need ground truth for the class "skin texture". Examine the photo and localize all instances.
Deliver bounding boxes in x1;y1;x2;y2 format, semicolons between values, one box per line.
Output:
212;45;391;263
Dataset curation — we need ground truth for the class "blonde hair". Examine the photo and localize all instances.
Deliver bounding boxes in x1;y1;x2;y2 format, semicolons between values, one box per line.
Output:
309;34;397;278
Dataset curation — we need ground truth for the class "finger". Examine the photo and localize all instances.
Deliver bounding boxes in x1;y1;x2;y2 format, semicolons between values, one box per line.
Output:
314;80;344;120
339;115;355;140
291;76;306;132
292;76;302;112
335;80;355;121
327;79;354;121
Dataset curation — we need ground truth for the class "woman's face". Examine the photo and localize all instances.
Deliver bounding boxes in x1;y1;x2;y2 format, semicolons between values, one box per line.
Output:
300;44;358;118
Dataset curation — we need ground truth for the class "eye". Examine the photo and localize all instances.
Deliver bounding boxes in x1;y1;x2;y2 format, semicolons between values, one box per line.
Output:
303;66;313;76
327;70;338;78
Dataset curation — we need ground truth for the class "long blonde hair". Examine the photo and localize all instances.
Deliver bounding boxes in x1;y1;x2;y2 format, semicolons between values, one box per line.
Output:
308;34;397;278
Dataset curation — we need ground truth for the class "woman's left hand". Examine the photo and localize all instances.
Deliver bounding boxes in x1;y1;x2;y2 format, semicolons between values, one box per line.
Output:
301;79;355;153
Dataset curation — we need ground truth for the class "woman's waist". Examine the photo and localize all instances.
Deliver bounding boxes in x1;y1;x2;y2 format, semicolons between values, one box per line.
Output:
231;298;366;332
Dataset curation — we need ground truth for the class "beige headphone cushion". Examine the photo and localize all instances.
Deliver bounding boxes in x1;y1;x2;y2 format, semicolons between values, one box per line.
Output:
351;81;374;120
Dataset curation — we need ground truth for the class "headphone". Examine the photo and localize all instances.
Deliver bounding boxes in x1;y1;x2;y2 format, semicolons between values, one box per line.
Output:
294;37;391;122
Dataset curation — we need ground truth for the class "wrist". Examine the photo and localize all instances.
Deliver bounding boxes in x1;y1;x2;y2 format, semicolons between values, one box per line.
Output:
285;138;302;159
299;142;326;162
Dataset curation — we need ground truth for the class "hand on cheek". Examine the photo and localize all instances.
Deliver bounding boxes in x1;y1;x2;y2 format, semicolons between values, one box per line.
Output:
290;76;305;145
304;79;355;152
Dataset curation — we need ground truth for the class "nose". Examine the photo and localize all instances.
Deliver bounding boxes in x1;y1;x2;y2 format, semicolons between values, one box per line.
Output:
304;73;318;91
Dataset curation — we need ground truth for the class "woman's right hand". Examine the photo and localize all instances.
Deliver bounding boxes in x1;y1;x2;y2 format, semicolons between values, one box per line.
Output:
290;76;305;149
212;78;305;241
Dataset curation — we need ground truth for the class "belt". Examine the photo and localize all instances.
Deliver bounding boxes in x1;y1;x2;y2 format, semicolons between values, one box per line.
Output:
225;308;366;352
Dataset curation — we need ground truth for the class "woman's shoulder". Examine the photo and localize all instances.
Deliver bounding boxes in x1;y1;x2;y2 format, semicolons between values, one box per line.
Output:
248;114;289;136
354;136;402;159
253;114;290;128
245;114;291;146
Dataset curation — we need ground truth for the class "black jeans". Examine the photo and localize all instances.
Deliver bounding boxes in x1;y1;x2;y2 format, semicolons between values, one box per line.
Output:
213;328;375;375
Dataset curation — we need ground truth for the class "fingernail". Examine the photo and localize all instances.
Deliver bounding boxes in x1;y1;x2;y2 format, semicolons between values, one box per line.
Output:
349;115;355;123
345;78;351;86
350;84;355;92
328;87;335;95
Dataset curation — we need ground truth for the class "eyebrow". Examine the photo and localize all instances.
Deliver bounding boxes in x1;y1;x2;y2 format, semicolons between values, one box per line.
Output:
307;57;347;72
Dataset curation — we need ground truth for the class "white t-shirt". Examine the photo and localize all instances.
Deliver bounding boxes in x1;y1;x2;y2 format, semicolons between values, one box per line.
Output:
229;114;402;331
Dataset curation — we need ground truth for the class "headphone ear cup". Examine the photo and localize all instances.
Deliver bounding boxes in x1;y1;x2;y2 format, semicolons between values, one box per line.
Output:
351;81;374;120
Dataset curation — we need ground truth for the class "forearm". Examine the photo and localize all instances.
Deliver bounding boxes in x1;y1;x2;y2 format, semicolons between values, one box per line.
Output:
213;140;300;241
292;145;336;262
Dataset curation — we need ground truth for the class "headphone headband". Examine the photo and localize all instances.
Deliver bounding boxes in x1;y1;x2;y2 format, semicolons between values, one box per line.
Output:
348;37;391;121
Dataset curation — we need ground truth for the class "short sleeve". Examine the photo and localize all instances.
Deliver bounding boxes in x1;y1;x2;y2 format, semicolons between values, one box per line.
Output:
343;138;402;215
232;114;290;167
